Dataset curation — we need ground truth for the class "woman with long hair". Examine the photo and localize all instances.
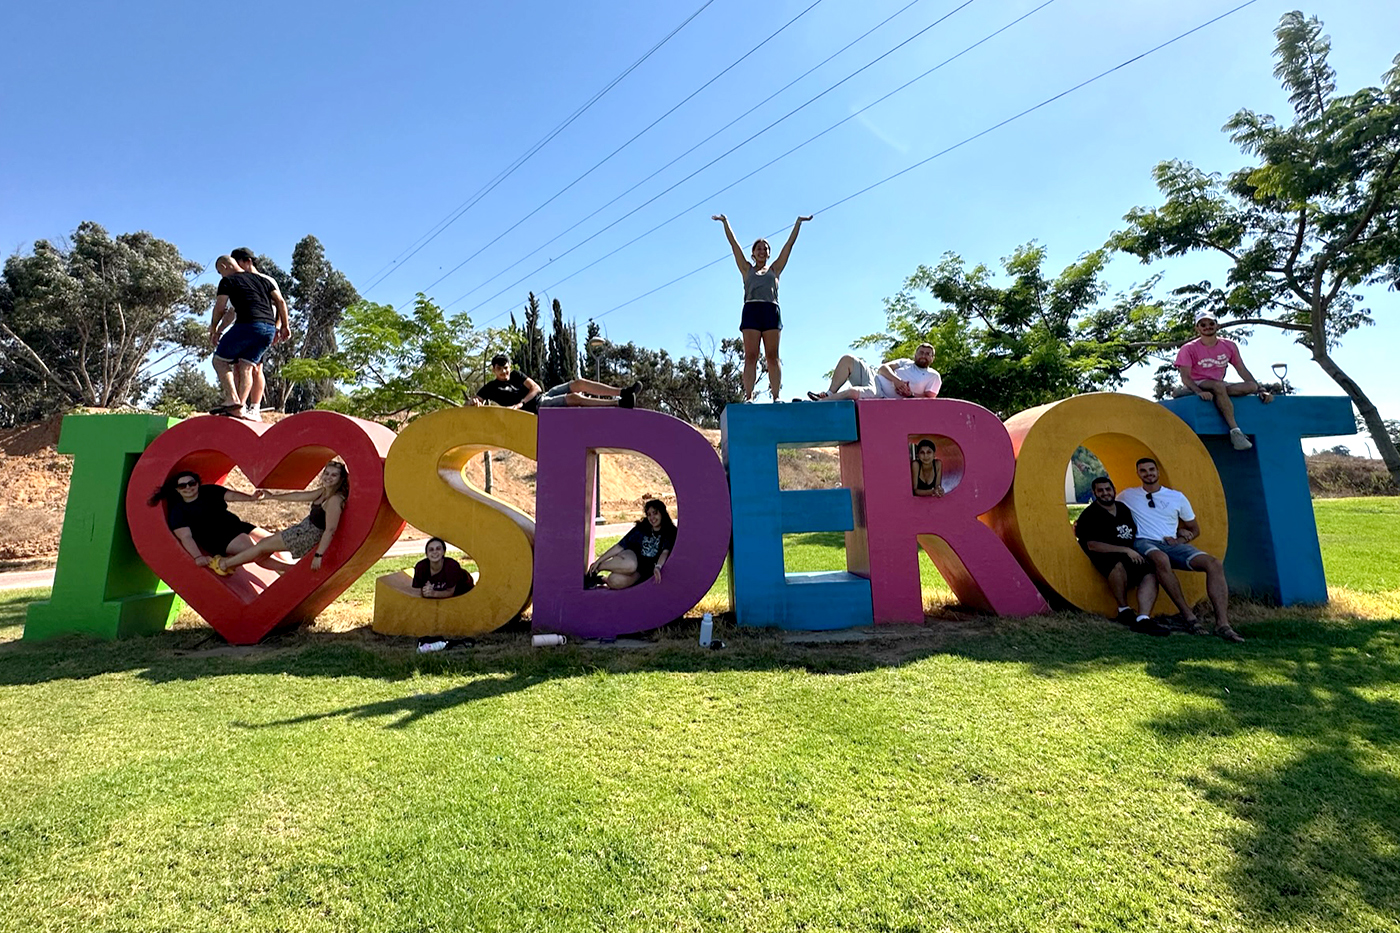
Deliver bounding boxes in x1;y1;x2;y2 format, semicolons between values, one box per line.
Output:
210;461;349;575
712;213;811;402
586;499;677;590
412;537;475;598
911;439;944;497
149;470;273;569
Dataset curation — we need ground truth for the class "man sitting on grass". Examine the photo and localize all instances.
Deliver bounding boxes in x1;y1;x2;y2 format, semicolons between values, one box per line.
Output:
1074;476;1169;636
1117;457;1244;643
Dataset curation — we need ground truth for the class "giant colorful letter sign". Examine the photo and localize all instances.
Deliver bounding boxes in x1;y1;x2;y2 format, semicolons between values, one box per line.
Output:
376;406;537;637
26;414;183;641
531;408;732;638
126;412;404;644
722;402;872;630
987;393;1228;616
847;399;1049;621
1161;394;1353;604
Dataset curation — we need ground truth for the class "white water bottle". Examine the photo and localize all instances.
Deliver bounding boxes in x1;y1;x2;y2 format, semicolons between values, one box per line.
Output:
532;634;567;647
699;612;713;647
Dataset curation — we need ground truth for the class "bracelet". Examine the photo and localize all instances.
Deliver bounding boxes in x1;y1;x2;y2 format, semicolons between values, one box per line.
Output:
314;552;324;558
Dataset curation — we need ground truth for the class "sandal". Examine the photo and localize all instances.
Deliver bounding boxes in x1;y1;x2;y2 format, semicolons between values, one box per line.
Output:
806;391;827;401
208;556;232;577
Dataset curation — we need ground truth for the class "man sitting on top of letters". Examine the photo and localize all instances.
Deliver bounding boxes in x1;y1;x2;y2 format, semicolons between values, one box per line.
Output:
1117;457;1245;643
1172;310;1272;451
1073;476;1169;637
805;342;941;401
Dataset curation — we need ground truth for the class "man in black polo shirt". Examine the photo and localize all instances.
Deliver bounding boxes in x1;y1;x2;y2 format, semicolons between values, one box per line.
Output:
208;251;288;419
1074;476;1169;636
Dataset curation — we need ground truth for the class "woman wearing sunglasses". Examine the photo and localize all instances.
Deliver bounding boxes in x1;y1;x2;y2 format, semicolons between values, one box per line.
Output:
149;470;273;570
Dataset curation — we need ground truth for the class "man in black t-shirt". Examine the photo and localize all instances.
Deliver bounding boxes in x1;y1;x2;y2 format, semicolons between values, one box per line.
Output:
208;251;289;420
1073;477;1169;636
475;355;543;412
473;354;642;413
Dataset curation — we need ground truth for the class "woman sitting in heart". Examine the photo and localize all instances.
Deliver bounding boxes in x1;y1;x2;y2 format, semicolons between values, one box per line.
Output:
210;460;349;576
149;470;283;571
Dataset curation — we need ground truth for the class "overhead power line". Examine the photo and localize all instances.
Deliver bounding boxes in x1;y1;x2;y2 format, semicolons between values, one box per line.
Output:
358;0;718;295
587;0;1264;325
405;0;833;304
446;0;969;314
470;0;1035;323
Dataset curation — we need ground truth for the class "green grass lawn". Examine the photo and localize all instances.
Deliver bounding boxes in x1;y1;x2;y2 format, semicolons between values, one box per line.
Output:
1;500;1398;931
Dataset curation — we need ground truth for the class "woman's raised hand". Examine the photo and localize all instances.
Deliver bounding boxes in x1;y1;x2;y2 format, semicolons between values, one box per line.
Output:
797;215;813;222
711;214;727;222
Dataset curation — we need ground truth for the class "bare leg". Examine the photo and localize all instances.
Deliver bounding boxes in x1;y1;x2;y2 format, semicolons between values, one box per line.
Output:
234;361;255;407
826;355;860;394
741;330;761;402
604;571;641;589
212;356;240;406
247;363;266;412
1106;562;1129;607
1192;554;1232;630
596;552;639;574
1146;551;1200;621
1134;572;1159;617
562;392;621;408
761;329;781;400
229;529;297;572
1205;381;1241;431
568;377;622;397
221;532;289;571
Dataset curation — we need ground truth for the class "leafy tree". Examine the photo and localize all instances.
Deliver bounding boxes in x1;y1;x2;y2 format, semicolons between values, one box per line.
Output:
507;293;547;378
1356;414;1399;446
285;236;359;413
1111;12;1400;482
864;244;1169;417
589;332;744;427
0;222;208;425
543;298;579;389
1326;444;1353;457
283;294;503;427
150;362;222;417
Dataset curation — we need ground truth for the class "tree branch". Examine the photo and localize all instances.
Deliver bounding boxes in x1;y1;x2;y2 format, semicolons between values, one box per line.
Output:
1220;317;1312;332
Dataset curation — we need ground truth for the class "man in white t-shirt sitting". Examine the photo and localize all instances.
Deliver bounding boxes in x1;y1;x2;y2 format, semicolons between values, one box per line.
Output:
805;342;942;401
1117;457;1244;643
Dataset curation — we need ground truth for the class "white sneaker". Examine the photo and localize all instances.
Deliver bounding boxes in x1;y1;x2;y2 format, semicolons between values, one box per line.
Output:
240;407;262;422
1229;427;1252;450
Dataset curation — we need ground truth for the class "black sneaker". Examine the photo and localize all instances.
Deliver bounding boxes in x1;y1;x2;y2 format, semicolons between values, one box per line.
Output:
1114;608;1137;627
1130;616;1172;637
584;572;606;589
619;387;635;409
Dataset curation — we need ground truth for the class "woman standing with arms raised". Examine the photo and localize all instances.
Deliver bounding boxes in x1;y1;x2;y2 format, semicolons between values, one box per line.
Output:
712;213;811;402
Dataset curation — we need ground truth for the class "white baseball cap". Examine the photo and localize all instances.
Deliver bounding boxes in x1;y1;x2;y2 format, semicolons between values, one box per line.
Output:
1194;310;1218;324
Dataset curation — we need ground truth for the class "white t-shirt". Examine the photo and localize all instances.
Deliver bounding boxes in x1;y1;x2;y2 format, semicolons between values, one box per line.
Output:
1117;486;1195;541
875;360;942;399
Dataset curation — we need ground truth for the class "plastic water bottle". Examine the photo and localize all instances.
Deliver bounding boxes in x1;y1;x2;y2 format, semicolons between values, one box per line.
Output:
532;634;567;647
417;640;448;653
699;612;713;647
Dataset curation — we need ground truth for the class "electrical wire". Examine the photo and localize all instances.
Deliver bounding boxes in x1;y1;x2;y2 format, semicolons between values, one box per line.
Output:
443;0;970;313
586;0;1263;322
405;0;833;304
471;0;1041;322
358;0;718;295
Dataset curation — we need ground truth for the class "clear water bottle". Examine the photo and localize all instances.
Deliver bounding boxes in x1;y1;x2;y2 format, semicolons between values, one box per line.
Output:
699;612;713;647
532;634;567;647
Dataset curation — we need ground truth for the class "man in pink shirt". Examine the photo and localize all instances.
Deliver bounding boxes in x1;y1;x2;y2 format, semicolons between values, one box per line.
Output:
1173;311;1272;450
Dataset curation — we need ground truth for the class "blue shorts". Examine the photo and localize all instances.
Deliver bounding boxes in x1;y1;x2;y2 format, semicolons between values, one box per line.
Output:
537;384;571;409
1133;538;1207;571
740;301;782;332
214;322;276;364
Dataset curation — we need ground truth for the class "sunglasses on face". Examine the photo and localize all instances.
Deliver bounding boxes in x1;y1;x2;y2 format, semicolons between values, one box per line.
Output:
175;479;198;489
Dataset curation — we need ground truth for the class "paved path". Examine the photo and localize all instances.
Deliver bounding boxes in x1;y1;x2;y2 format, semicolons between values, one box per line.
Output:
0;523;635;592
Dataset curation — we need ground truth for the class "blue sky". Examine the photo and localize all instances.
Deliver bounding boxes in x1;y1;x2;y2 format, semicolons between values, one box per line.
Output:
1;0;1393;452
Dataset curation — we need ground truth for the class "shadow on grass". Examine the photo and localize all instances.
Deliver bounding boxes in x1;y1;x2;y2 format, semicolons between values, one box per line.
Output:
943;615;1400;926
4;587;1400;922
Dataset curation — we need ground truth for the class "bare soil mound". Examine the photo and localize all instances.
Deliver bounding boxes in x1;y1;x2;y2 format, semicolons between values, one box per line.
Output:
0;415;847;564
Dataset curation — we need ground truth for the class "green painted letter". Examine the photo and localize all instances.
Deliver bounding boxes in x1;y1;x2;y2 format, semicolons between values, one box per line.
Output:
25;413;181;640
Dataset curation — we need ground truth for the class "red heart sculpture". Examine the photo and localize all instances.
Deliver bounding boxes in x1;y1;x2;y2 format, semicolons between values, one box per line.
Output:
126;411;405;644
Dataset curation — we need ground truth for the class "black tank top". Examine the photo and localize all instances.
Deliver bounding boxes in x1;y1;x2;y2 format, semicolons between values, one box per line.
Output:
915;467;939;491
309;502;326;530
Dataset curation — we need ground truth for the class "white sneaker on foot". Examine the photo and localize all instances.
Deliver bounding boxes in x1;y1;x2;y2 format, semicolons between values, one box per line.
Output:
1229;427;1252;450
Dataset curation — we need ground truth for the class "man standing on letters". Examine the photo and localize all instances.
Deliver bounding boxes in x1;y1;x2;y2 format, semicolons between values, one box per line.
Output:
208;250;289;420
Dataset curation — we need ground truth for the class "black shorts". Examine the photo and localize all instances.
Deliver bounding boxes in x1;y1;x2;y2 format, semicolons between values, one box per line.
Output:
740;301;782;333
1088;552;1150;585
